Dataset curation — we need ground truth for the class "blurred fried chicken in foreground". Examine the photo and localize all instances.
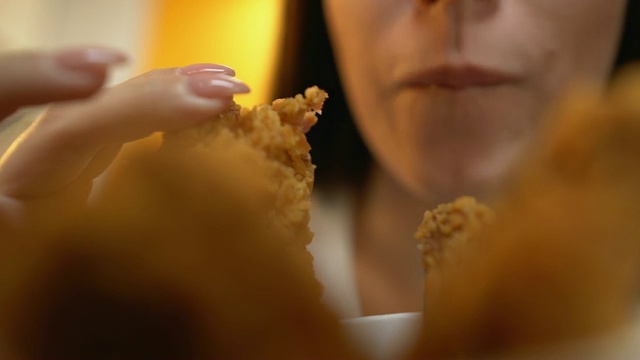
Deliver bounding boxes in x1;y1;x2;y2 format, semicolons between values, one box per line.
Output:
409;67;640;359
0;152;360;359
0;88;363;359
4;69;640;360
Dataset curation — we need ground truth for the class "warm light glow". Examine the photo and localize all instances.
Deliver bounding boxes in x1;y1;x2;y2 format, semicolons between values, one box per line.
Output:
143;0;285;107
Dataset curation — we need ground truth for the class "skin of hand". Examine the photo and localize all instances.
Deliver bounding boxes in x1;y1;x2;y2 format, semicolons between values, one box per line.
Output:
0;46;250;224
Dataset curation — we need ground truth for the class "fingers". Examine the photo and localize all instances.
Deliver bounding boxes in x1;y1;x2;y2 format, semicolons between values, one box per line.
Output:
0;46;128;119
0;65;250;199
45;66;250;145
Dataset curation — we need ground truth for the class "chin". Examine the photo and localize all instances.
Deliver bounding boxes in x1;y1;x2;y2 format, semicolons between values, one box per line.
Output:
404;150;522;206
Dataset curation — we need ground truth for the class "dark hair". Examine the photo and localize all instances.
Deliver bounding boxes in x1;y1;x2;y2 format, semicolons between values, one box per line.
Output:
274;1;640;190
273;1;371;191
615;1;640;69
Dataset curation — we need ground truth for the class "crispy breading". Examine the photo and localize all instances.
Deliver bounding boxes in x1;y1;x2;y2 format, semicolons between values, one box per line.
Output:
415;196;494;272
163;86;327;246
162;86;328;297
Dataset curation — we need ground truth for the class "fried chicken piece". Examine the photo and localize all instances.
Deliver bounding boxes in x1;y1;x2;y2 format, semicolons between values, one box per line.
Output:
415;196;494;272
161;86;328;297
0;149;361;360
163;88;327;248
0;88;362;359
409;67;640;359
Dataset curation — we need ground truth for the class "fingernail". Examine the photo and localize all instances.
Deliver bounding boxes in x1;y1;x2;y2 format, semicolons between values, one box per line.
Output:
186;73;251;98
178;63;236;77
54;47;129;71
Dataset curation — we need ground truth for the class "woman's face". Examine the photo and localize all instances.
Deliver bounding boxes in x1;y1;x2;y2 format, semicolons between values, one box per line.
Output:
323;0;627;202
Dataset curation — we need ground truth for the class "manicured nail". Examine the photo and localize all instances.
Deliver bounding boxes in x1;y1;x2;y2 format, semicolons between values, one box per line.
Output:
178;63;236;77
186;73;250;98
54;46;129;71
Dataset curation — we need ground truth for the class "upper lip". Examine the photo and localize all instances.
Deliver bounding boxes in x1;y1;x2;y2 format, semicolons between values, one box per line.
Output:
398;64;520;90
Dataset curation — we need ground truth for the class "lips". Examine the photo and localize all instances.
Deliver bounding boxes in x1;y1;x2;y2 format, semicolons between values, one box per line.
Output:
398;64;520;91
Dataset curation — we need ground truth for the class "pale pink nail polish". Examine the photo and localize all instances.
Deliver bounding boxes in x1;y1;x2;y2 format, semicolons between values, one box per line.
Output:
186;73;250;98
54;47;129;71
178;63;236;77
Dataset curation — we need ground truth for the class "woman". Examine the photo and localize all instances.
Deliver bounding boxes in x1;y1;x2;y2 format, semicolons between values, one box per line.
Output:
276;0;640;317
0;0;638;319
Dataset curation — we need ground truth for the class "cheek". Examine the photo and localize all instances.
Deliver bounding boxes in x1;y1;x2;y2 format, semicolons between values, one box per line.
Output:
323;0;409;101
324;0;409;157
511;1;626;83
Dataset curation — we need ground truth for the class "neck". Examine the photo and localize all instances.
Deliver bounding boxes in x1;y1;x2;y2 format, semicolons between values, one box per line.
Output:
354;164;435;315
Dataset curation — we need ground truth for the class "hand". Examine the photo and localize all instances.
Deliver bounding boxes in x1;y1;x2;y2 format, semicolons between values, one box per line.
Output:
0;46;250;224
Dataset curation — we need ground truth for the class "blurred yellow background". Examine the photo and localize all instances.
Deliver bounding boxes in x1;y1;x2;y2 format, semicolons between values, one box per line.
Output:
0;0;286;152
143;0;286;107
0;0;286;107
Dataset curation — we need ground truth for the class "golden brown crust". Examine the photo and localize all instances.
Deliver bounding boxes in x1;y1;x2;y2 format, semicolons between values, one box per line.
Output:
415;196;494;272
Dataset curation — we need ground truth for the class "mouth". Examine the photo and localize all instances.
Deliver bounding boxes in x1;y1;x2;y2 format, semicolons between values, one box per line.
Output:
396;64;521;91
